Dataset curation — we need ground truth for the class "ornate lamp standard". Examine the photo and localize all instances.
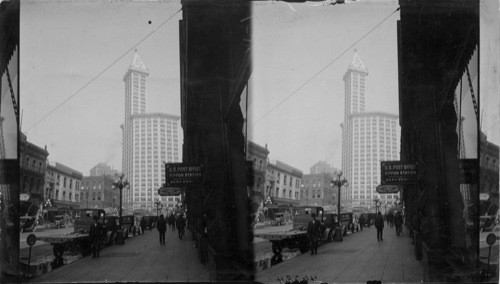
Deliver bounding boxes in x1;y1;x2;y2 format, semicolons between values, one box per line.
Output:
331;170;348;241
374;197;381;213
112;173;129;245
44;199;52;223
155;200;163;217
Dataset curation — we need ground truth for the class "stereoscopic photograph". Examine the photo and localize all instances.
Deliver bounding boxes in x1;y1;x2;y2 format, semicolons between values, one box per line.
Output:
0;0;499;283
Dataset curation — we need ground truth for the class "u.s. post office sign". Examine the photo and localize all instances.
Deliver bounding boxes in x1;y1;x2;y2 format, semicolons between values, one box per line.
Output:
381;161;417;185
165;163;203;187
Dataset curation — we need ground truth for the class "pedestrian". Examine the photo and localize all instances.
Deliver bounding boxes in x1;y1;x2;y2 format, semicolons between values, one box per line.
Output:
176;214;186;240
394;212;403;236
389;212;394;228
375;211;384;242
89;215;103;258
307;213;321;255
169;214;176;231
140;217;147;234
157;214;167;245
358;214;365;231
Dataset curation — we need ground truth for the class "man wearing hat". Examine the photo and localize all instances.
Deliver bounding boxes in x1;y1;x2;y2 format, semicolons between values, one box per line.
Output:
307;213;321;255
89;215;103;258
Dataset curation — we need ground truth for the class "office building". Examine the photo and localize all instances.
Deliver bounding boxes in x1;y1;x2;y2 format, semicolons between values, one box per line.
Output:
341;50;400;210
121;51;181;211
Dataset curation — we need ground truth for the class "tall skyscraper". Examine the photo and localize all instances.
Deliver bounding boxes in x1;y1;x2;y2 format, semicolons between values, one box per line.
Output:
122;51;181;211
341;50;400;210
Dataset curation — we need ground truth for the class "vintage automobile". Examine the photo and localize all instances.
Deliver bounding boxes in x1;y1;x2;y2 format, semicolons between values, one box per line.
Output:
20;216;37;233
120;215;136;238
54;215;67;229
480;215;497;232
37;209;107;267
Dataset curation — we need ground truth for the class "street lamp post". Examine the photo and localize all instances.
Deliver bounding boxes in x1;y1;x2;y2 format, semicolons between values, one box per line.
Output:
155;200;163;217
331;170;348;241
112;173;129;245
374;197;381;213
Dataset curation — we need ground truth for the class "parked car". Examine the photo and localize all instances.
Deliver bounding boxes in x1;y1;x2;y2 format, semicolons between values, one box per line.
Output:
20;216;36;233
121;215;135;238
480;215;497;232
54;215;67;228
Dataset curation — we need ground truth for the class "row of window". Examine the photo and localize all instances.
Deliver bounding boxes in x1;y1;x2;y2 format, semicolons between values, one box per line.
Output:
46;188;79;203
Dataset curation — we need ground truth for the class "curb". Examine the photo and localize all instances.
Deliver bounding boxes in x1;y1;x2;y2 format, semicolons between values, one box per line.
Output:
19;254;83;277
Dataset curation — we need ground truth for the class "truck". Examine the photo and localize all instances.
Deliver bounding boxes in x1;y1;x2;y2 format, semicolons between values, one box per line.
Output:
37;208;107;267
255;206;353;261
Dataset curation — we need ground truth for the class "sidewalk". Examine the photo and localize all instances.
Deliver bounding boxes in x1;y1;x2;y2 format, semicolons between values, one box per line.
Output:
257;226;424;283
29;227;209;283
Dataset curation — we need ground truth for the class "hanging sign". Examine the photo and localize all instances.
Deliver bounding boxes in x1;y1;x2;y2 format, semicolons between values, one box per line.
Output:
165;163;203;187
376;185;400;194
158;187;182;196
20;193;30;201
381;161;417;185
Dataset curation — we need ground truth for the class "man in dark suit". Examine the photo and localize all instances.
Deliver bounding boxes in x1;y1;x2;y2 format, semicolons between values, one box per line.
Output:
89;215;103;258
375;211;384;242
307;213;321;255
358;214;365;231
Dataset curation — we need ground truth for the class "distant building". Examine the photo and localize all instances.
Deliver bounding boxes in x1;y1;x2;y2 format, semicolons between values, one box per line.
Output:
310;161;337;175
341;50;400;210
89;163;118;177
81;175;117;209
247;141;270;205
45;161;83;215
20;133;49;216
300;173;336;206
266;160;303;207
121;51;182;211
480;132;499;216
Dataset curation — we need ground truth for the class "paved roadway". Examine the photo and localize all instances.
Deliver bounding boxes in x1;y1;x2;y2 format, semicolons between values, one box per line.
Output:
256;225;424;284
29;227;209;283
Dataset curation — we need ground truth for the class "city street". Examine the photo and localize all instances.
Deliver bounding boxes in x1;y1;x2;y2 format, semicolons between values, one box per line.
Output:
254;224;293;255
256;225;424;283
28;227;209;283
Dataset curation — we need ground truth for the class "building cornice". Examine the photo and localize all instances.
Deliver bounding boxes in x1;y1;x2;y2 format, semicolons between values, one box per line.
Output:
129;112;181;121
349;111;399;119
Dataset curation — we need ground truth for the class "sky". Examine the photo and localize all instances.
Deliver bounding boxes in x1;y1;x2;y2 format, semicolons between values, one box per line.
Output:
248;0;497;173
18;0;498;177
20;1;183;175
249;0;402;173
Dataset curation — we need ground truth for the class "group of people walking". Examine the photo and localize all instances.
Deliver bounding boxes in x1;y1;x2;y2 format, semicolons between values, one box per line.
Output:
156;213;187;246
374;211;405;241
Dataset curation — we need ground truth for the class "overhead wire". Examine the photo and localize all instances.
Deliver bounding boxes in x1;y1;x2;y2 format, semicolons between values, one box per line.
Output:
26;8;182;132
251;7;400;127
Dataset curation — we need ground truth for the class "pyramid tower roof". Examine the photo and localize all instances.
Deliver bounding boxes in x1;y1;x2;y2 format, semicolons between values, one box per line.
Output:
129;49;149;74
348;49;368;74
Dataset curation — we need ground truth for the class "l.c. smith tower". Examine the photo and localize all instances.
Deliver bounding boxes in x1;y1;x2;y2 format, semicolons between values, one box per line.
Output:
341;50;400;211
121;50;181;211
